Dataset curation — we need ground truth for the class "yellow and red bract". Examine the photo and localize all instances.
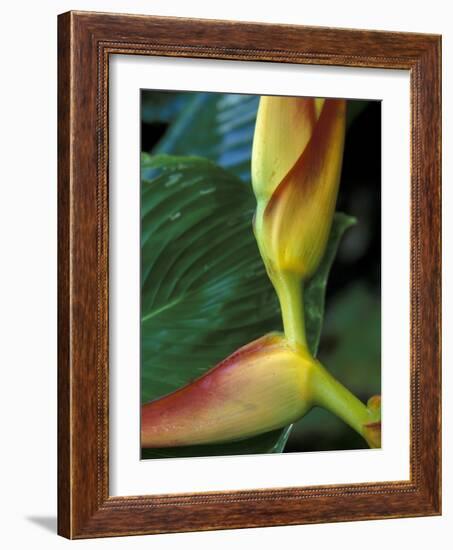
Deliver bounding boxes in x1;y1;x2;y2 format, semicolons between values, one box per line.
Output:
252;96;346;280
141;333;315;448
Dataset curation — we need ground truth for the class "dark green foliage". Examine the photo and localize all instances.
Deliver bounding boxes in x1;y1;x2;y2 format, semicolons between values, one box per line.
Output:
305;213;356;355
141;91;196;124
143;91;259;181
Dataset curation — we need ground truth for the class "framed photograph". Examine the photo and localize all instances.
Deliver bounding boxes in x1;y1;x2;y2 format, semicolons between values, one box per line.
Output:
58;11;441;538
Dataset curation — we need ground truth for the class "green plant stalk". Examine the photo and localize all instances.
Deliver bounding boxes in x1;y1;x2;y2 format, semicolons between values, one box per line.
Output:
276;270;376;448
273;271;307;350
309;360;374;444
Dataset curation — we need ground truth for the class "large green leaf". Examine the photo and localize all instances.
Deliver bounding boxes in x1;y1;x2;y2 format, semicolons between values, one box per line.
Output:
141;153;279;400
140;153;354;458
305;213;356;355
152;93;259;182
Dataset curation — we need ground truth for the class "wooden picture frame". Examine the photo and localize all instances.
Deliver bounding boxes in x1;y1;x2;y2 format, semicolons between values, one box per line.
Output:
58;10;441;539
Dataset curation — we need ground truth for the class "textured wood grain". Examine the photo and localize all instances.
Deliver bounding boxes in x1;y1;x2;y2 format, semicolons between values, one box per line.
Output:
57;11;71;537
57;10;441;539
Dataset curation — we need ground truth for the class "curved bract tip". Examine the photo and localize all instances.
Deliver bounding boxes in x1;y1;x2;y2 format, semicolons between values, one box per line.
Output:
141;333;316;448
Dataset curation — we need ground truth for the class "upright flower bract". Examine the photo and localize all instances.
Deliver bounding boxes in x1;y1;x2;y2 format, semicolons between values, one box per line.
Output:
252;97;346;280
252;96;346;348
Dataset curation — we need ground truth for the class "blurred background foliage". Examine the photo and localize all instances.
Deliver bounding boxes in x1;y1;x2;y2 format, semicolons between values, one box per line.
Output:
141;90;381;456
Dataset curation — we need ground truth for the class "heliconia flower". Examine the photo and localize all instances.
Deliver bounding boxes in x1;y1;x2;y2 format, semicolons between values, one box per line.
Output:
252;96;346;280
141;333;315;448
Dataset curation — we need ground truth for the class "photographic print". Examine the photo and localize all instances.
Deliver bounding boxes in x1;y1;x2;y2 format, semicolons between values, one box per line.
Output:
140;91;381;460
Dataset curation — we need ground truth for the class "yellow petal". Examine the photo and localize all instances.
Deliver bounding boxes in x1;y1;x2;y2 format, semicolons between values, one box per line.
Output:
252;96;323;204
260;98;346;278
141;333;315;448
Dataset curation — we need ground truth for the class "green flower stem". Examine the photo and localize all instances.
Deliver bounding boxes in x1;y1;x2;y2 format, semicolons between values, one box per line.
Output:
270;265;378;448
273;272;307;350
310;360;374;446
